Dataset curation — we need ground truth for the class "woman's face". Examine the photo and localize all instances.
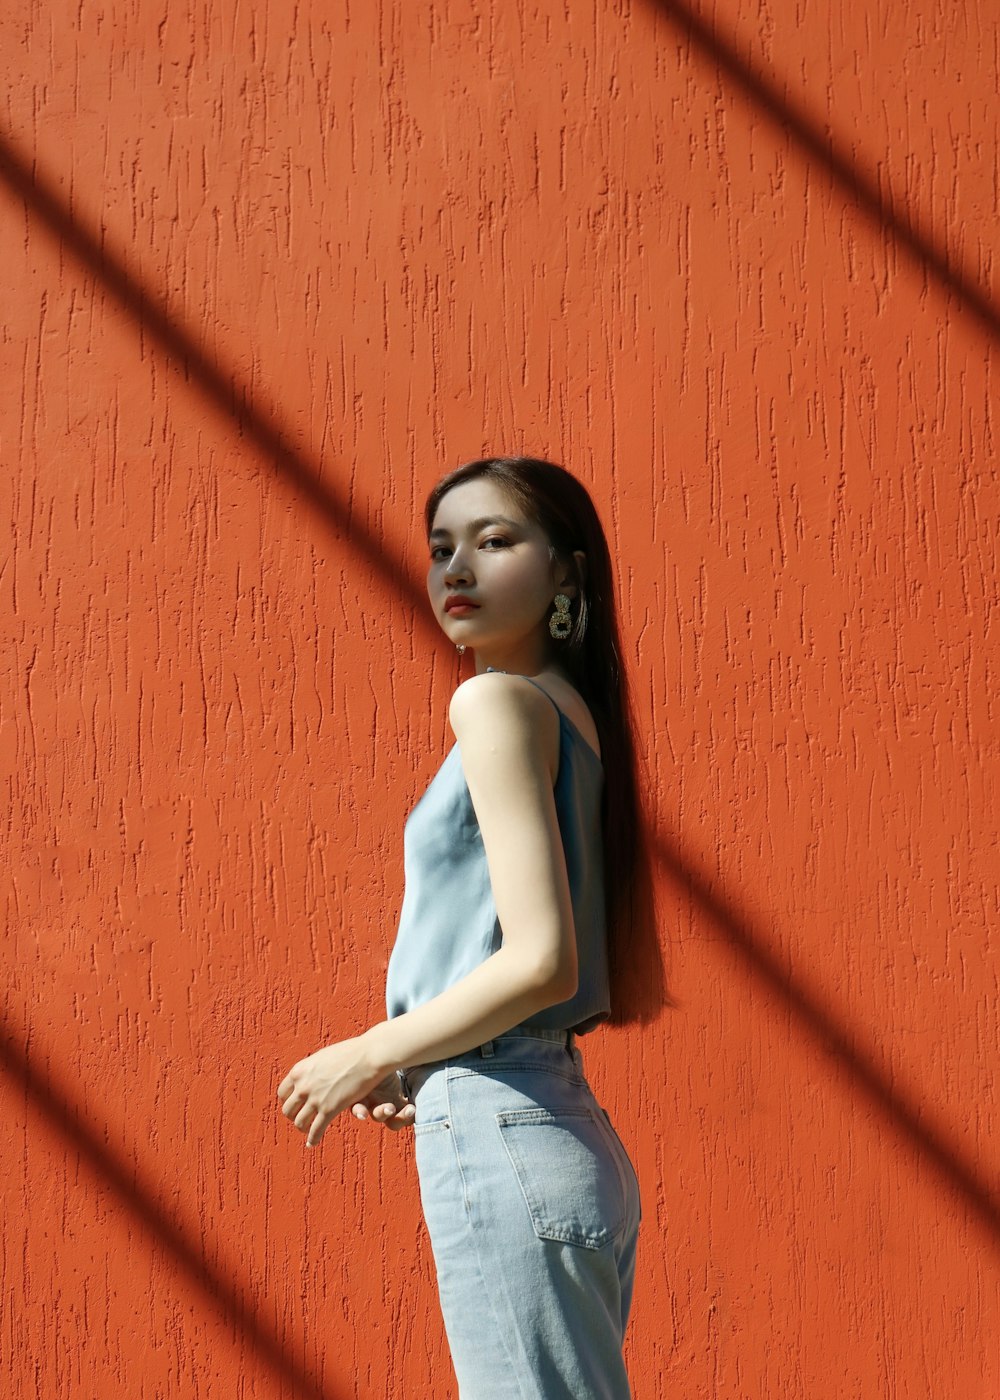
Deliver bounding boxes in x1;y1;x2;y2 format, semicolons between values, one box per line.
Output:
427;477;569;671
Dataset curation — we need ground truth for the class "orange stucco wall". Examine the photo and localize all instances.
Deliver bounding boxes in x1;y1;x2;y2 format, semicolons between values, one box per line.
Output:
3;2;998;1395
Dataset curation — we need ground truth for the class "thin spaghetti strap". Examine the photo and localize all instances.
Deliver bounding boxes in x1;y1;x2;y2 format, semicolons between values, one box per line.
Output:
485;667;602;765
513;673;564;723
484;666;565;722
484;666;577;746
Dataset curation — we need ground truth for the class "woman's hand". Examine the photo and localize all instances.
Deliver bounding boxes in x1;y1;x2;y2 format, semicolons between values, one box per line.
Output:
349;1070;417;1132
277;1035;390;1148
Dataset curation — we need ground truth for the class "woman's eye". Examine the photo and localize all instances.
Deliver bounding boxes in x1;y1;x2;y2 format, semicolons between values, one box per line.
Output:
429;537;510;560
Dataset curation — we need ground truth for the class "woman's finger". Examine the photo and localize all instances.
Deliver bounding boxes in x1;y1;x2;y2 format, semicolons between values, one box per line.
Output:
307;1111;332;1148
282;1090;308;1120
348;1096;415;1128
294;1101;318;1132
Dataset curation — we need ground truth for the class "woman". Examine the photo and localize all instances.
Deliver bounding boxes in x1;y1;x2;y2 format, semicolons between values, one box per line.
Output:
278;456;648;1398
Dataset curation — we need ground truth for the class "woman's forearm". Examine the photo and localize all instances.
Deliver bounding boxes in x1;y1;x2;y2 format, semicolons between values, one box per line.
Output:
362;946;576;1077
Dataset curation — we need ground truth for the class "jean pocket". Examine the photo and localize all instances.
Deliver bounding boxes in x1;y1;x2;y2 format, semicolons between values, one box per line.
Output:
495;1107;626;1249
413;1118;451;1137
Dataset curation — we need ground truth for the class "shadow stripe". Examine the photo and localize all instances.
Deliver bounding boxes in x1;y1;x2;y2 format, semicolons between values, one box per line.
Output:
646;0;1000;340
0;1023;342;1398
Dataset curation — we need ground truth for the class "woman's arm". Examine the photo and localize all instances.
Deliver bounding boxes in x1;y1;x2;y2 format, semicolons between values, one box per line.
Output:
361;672;579;1077
278;672;579;1147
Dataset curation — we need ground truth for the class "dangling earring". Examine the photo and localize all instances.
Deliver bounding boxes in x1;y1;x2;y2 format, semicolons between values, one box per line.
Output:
456;643;466;654
549;593;573;640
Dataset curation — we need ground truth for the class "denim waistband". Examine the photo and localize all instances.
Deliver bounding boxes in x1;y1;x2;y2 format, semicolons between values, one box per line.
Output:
398;1022;577;1089
479;1022;576;1054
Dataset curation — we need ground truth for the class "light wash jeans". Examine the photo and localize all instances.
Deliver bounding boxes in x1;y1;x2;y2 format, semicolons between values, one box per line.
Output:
402;1023;642;1399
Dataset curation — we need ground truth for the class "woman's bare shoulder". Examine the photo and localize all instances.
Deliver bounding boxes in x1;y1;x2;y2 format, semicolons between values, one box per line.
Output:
447;672;560;779
448;669;552;729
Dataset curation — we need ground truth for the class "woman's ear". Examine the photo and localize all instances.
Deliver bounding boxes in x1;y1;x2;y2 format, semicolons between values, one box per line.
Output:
558;550;587;598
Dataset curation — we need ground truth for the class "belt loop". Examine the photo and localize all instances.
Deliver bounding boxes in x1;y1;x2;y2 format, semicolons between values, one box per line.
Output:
567;1030;576;1054
479;1038;495;1058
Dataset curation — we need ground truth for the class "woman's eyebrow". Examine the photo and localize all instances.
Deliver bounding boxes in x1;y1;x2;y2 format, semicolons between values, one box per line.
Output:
428;515;522;541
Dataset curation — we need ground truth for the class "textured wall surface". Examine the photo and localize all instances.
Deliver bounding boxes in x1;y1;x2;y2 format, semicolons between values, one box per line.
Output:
2;1;998;1396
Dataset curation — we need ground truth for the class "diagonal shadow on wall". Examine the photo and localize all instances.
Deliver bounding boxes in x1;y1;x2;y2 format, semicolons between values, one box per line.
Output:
644;0;1000;341
0;136;409;607
0;1022;341;1400
656;847;1000;1243
1;67;997;1375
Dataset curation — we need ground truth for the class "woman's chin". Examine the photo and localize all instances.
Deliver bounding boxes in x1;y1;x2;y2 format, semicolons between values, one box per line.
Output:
442;617;485;639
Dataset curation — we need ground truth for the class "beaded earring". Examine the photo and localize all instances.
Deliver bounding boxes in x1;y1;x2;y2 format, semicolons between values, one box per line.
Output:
549;593;573;640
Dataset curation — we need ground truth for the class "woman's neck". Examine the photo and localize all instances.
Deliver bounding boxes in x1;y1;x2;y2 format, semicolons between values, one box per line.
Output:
473;649;565;683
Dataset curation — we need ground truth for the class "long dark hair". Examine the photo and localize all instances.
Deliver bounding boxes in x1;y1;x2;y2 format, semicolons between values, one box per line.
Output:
424;456;667;1026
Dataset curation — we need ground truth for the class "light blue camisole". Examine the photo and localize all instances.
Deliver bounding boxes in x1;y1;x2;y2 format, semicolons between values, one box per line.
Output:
384;671;610;1036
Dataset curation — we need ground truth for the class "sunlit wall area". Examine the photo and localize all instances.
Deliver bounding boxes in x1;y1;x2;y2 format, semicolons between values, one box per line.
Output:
2;2;997;1396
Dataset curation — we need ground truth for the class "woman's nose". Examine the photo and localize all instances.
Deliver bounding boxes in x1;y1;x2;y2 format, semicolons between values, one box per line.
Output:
444;551;472;584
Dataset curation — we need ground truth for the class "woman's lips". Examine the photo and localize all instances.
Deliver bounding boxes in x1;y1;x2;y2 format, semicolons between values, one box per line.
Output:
446;603;479;615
